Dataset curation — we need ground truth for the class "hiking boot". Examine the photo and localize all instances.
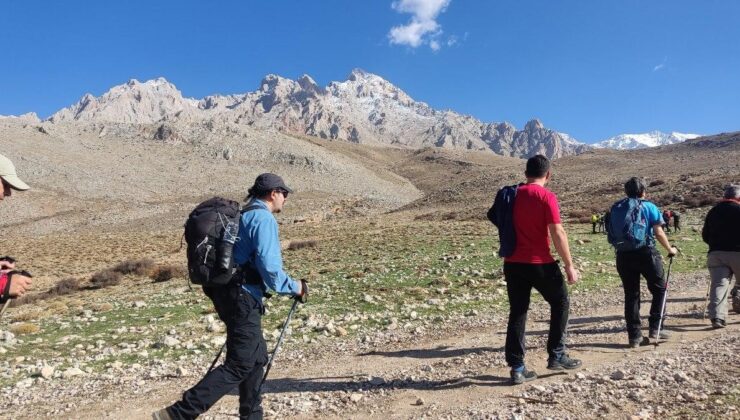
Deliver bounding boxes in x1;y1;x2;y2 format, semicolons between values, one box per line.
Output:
628;336;650;348
510;368;537;385
711;318;726;329
547;353;582;370
649;329;670;340
152;408;173;420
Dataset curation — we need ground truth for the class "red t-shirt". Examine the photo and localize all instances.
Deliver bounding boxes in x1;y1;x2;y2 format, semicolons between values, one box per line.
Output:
504;183;561;264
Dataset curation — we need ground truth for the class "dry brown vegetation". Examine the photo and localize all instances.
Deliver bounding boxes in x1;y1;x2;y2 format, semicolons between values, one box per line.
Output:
285;239;319;251
112;258;155;276
149;264;187;282
89;269;123;289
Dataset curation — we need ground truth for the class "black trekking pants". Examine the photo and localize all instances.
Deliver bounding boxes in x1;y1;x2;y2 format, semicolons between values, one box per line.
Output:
504;261;570;368
615;247;666;340
169;286;268;420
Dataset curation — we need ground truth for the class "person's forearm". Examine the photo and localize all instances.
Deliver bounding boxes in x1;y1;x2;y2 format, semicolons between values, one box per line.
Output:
550;226;574;266
257;261;300;295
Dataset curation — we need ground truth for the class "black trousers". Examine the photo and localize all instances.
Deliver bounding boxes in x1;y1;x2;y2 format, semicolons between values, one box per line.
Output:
615;247;666;340
169;286;268;420
504;261;570;368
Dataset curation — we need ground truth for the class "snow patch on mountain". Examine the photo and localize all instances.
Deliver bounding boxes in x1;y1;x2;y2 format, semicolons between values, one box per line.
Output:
593;131;701;149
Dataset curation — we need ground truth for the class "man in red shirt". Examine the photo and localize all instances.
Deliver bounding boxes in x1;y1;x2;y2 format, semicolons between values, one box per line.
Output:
504;155;581;384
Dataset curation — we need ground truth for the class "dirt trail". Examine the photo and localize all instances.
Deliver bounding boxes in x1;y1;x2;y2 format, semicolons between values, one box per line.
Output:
59;277;738;420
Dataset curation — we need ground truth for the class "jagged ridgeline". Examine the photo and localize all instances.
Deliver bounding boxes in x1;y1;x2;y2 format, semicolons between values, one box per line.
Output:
43;69;588;160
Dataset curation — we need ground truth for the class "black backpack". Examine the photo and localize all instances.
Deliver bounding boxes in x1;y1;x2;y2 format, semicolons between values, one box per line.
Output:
184;197;243;287
487;184;521;257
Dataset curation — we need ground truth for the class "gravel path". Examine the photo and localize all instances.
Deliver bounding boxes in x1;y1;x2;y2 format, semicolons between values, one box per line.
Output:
4;271;737;419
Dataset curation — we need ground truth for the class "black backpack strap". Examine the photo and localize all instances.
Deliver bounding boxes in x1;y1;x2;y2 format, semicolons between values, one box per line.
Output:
241;204;264;214
235;203;267;287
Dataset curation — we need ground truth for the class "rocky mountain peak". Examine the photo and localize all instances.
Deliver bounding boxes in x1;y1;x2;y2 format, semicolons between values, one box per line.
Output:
347;68;372;82
43;72;589;159
524;119;544;132
297;74;324;95
49;77;196;124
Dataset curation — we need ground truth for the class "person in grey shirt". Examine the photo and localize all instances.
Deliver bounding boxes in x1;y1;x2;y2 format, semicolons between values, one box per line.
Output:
702;184;740;328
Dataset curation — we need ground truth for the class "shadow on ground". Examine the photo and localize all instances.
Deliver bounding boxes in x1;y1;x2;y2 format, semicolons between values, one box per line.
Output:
263;371;569;394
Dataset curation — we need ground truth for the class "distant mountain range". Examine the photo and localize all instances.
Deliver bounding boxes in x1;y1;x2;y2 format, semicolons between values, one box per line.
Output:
15;70;586;159
592;131;701;150
2;69;701;158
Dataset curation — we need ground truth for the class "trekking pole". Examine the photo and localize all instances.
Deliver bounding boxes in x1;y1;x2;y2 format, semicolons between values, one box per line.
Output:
654;255;674;346
248;299;299;415
701;281;711;321
0;299;10;320
207;342;226;373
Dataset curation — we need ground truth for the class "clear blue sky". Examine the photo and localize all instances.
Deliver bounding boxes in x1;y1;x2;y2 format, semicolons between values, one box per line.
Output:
1;0;738;142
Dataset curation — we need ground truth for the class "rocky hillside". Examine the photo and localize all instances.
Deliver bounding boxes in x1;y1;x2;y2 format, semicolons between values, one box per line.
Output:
45;70;588;159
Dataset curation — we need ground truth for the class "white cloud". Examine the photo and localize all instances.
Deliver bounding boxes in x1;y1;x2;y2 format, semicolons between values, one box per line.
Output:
388;0;451;50
653;57;667;72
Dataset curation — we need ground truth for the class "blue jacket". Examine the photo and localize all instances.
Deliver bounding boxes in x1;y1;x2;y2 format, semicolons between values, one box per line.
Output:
487;184;520;257
233;199;300;303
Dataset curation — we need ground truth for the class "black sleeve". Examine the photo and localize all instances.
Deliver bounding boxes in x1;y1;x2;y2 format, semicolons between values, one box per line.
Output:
702;208;712;245
487;202;497;225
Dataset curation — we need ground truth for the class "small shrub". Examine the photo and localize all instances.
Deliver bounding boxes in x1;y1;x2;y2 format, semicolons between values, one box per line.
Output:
10;322;40;335
48;278;81;297
286;240;318;251
112;258;155;276
90;269;123;289
413;213;434;221
684;193;717;208
10;293;43;307
11;309;42;323
46;301;69;315
568;209;592;220
442;212;459;220
150;264;187;282
91;302;114;312
699;196;717;207
652;194;673;207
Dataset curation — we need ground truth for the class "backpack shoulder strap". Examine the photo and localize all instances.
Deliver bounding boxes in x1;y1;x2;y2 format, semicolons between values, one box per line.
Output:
241;204;264;214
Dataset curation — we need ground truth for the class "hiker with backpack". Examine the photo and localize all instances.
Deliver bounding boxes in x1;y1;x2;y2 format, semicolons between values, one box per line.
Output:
702;184;740;329
603;210;611;235
155;173;307;420
0;154;33;307
672;211;681;232
591;213;599;234
487;155;582;385
662;209;672;234
607;177;678;347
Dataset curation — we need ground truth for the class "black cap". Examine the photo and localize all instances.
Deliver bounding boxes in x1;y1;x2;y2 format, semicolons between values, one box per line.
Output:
249;173;293;197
